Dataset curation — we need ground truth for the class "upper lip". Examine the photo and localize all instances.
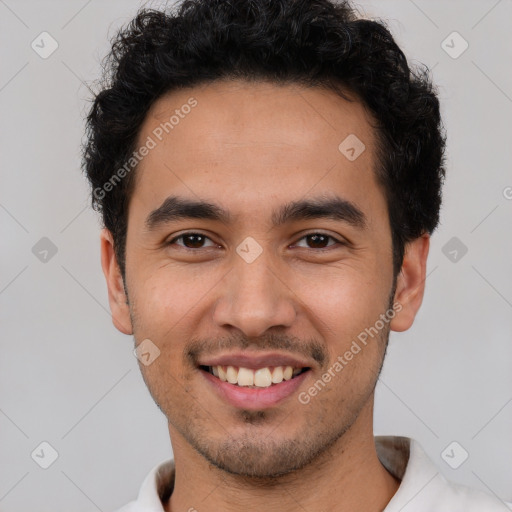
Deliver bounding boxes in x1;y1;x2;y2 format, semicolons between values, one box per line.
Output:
198;351;312;370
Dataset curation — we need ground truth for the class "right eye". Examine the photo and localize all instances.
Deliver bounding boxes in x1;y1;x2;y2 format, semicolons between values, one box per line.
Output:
167;232;219;250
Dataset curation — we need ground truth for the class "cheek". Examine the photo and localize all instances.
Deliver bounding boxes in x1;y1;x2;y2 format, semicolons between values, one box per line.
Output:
297;269;391;401
132;264;216;328
132;269;205;403
292;261;391;345
130;264;231;377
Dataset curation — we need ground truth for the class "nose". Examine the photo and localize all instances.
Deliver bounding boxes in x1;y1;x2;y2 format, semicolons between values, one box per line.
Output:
212;249;297;339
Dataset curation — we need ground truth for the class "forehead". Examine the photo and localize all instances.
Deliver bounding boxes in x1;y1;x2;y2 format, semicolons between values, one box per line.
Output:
129;79;382;228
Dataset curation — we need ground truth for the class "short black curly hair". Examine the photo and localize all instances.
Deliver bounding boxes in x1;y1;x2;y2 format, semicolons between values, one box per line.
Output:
83;0;445;281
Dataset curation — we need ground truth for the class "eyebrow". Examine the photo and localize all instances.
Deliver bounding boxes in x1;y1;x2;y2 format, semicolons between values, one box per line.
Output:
144;194;367;231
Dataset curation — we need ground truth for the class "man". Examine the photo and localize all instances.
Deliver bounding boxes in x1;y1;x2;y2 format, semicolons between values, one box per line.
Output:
83;0;508;510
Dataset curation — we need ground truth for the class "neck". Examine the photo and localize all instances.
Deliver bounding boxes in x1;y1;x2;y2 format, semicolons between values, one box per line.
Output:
165;400;400;512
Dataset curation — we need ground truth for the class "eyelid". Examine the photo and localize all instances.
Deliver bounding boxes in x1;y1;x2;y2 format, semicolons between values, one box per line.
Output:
167;231;219;248
291;231;346;248
167;230;347;250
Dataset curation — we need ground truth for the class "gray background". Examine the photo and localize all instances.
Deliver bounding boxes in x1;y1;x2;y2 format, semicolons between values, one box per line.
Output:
0;0;511;511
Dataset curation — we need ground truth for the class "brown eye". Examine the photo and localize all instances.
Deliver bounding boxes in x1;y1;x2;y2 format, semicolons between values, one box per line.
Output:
182;234;206;248
294;233;340;249
168;233;217;249
306;234;330;248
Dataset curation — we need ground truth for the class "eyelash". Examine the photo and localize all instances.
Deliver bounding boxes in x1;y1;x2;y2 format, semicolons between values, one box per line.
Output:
167;232;345;251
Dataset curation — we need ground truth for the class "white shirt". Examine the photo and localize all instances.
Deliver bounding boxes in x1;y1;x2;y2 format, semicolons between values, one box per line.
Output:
113;436;511;511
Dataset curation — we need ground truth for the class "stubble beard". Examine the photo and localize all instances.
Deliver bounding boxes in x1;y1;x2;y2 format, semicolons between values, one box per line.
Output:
127;277;396;481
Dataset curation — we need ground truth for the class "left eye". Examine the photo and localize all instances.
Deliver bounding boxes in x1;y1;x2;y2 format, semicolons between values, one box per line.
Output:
168;232;341;250
293;233;340;249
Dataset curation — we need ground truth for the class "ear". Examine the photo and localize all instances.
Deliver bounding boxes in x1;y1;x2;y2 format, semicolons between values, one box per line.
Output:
390;233;430;332
100;228;133;335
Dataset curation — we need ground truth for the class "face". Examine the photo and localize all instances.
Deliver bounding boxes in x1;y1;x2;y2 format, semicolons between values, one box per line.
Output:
101;79;428;478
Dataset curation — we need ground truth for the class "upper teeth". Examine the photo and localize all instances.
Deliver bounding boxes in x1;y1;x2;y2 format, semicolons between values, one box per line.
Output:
211;365;301;387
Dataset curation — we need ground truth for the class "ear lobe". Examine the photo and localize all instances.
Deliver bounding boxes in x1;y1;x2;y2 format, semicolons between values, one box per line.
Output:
390;233;430;333
100;228;133;335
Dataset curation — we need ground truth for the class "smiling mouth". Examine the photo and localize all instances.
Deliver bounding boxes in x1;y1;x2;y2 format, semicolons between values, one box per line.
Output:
199;365;310;388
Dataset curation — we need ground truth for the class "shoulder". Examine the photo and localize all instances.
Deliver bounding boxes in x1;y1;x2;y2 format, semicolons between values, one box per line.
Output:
377;436;511;511
108;458;175;512
430;477;512;511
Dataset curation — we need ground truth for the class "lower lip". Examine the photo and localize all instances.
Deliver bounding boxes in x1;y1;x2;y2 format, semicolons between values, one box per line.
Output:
201;369;310;410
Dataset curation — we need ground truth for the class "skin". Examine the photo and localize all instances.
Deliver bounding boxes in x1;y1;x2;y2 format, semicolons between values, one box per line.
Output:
101;79;429;512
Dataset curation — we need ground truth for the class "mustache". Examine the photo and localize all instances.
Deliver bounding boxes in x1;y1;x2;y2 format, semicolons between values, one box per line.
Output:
186;332;327;368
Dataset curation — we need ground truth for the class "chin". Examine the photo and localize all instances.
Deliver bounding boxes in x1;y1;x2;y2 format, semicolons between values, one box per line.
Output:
189;422;348;479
